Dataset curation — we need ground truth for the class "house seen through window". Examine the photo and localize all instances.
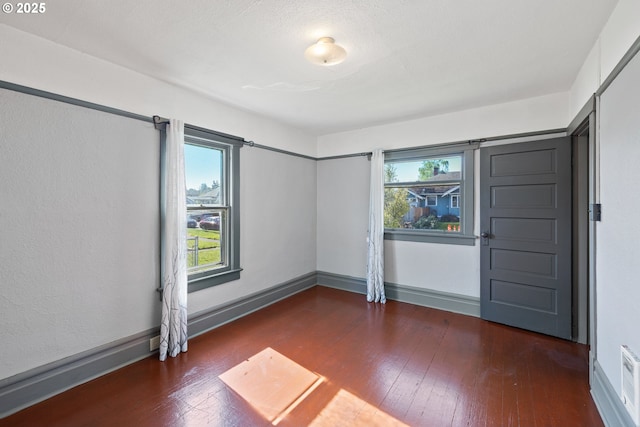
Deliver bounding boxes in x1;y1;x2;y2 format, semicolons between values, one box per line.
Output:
385;154;462;233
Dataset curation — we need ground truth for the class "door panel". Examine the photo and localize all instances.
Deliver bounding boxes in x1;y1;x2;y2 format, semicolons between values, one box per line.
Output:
491;249;556;278
491;184;556;209
480;137;572;339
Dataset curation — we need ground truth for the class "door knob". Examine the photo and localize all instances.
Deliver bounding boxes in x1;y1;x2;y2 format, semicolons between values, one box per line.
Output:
480;231;490;246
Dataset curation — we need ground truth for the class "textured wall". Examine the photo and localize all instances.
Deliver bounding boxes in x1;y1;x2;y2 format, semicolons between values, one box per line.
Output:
597;48;640;397
316;149;480;297
0;89;160;378
188;147;318;315
316;92;570;158
316;156;369;278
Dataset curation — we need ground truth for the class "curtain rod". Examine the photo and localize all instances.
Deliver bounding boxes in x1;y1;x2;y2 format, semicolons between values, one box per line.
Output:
153;115;317;160
152;115;245;143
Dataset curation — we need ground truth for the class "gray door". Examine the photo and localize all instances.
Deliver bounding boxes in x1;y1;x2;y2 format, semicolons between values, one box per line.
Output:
480;137;572;339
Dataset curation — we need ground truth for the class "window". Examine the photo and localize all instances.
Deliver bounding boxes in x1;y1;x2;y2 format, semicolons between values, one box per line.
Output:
384;144;475;245
163;126;242;292
185;142;227;275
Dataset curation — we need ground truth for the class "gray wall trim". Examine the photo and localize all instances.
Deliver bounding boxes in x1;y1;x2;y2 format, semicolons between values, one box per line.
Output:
247;142;317;161
0;272;316;419
316;271;480;317
0;328;159;419
0;80;152;124
317;152;372;161
597;34;640;97
591;360;636;427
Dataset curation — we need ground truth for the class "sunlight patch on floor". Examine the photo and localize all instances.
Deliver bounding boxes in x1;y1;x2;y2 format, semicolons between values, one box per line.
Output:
218;347;323;424
310;389;409;427
219;347;407;426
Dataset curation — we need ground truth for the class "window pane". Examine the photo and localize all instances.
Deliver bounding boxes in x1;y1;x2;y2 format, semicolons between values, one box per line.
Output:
385;155;461;183
185;143;223;205
186;208;227;273
184;141;229;277
384;153;462;232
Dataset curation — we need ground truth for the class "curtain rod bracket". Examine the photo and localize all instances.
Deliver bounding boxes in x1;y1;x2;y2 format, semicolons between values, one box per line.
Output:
153;115;168;131
245;140;255;147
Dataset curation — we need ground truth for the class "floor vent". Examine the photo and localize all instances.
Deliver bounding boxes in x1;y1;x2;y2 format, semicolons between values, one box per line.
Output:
621;345;640;425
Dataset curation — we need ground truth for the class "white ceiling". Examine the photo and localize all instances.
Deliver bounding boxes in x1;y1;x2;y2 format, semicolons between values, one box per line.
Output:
2;0;618;136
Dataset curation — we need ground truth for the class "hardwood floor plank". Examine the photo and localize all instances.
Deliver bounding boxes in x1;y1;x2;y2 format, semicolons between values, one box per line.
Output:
0;286;603;427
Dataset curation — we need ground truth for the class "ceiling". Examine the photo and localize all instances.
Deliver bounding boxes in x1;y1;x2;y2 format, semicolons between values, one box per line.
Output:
2;0;618;136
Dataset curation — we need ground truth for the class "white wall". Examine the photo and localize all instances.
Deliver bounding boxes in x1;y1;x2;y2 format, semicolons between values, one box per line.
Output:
317;92;570;158
316;157;370;278
596;42;640;399
568;0;640;119
0;90;160;379
0;25;317;379
190;147;317;315
566;0;640;408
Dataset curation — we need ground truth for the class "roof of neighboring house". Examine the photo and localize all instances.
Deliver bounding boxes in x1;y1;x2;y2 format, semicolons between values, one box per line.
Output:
425;171;461;181
187;188;220;205
406;172;461;198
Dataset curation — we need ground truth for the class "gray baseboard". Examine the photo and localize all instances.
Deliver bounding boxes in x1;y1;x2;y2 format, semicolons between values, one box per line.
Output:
591;360;636;427
0;271;317;419
316;271;480;317
0;328;157;419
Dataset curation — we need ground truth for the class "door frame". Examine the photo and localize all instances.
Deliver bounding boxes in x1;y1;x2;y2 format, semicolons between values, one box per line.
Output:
477;119;594;345
567;95;597;378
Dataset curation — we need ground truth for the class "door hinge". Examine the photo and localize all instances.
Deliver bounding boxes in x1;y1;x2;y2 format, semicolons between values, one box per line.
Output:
589;204;602;221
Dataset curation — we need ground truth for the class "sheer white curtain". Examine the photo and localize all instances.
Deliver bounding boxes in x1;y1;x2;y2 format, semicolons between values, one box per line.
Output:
159;119;188;361
367;148;386;303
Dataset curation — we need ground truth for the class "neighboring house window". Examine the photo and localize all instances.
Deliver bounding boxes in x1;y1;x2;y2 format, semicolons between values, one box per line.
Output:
173;127;242;292
383;143;476;245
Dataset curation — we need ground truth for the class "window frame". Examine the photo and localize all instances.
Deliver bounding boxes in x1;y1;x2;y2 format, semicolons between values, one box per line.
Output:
383;144;476;246
425;195;438;207
161;125;242;294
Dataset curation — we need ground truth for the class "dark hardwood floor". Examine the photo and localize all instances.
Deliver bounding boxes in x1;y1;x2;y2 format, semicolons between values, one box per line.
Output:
1;286;603;427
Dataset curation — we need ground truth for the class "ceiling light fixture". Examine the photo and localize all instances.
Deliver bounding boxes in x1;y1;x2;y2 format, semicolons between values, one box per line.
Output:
304;37;347;66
